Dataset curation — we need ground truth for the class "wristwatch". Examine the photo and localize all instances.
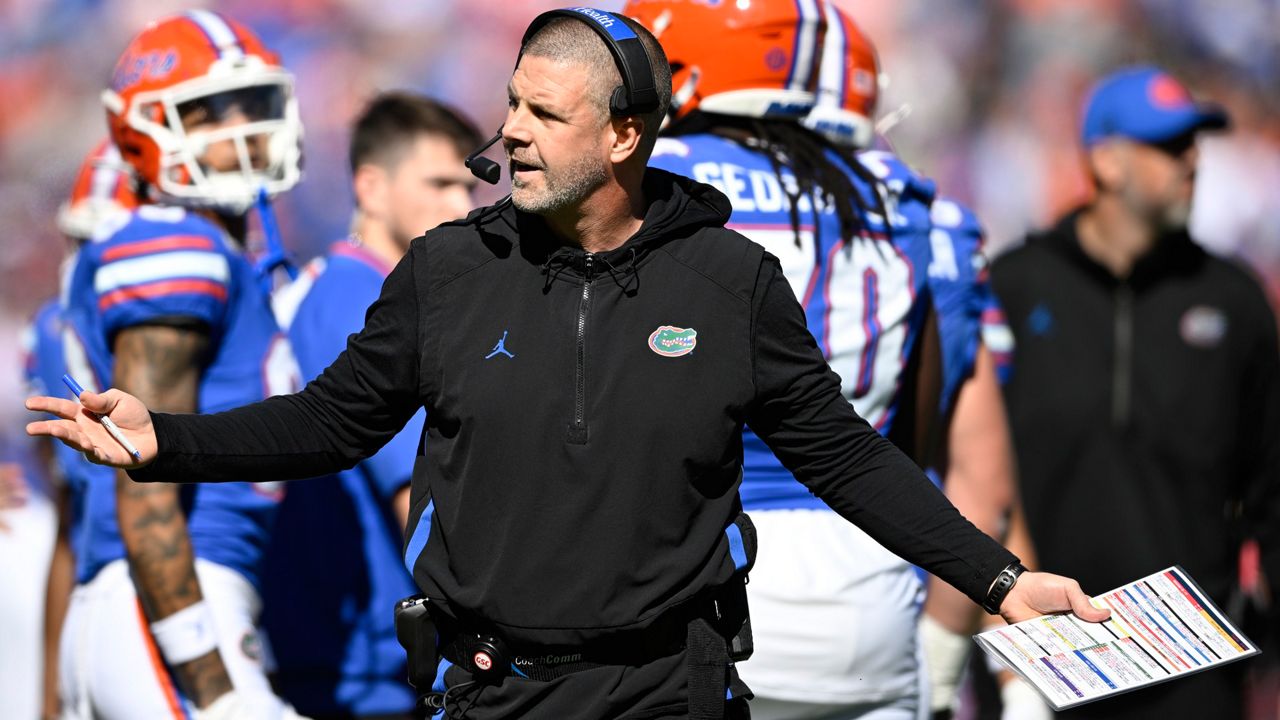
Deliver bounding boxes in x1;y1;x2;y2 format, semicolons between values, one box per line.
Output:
982;562;1027;615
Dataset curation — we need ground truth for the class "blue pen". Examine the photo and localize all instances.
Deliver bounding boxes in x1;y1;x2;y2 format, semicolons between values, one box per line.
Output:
62;374;143;462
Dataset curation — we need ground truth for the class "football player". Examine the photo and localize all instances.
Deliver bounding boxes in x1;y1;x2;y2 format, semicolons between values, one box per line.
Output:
56;11;305;719
802;6;1044;717
22;140;139;720
628;1;945;717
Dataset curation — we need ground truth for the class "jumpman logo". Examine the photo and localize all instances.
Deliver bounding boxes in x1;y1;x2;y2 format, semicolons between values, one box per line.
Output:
485;330;515;359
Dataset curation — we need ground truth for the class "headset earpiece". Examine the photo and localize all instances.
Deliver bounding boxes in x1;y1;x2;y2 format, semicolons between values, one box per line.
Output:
610;86;632;116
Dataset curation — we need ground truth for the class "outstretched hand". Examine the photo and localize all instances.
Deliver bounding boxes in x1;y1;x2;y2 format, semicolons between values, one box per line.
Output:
1000;571;1110;625
26;388;157;469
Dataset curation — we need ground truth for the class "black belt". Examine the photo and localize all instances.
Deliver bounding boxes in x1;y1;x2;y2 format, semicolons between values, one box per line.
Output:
434;606;687;682
433;582;752;719
442;640;612;683
399;512;759;719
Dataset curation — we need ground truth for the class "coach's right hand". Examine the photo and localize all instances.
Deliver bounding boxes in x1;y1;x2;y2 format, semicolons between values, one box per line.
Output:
26;388;156;468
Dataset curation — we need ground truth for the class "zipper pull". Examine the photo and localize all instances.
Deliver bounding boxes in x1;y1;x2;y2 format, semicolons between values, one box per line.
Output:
584;252;594;281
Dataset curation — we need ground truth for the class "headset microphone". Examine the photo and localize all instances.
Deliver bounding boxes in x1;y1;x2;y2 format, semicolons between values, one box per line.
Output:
465;128;504;185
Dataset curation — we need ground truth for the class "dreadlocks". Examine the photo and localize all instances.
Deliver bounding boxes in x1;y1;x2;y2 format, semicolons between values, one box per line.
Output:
667;112;890;250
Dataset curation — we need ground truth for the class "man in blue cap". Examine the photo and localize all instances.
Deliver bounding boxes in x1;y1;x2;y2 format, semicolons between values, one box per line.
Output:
990;66;1280;718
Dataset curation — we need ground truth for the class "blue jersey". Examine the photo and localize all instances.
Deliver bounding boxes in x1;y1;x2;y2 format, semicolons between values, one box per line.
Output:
262;241;423;716
651;138;936;511
22;300;124;583
61;205;299;589
926;197;992;414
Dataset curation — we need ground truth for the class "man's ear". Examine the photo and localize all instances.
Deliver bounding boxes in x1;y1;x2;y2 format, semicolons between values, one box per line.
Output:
1087;142;1127;193
608;116;644;164
354;163;389;218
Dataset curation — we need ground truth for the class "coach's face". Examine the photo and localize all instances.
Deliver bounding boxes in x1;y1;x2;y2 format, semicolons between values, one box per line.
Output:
1126;132;1200;231
503;54;612;215
1094;131;1200;232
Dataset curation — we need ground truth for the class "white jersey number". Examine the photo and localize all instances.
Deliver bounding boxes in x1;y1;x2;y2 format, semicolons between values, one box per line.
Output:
261;334;302;399
825;239;914;428
736;226;915;430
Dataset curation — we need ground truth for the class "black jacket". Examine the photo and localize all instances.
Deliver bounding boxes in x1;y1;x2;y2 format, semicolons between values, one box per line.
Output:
992;210;1280;606
135;170;1013;647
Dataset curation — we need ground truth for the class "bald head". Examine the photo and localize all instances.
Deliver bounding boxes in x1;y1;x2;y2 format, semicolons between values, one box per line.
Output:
520;14;672;160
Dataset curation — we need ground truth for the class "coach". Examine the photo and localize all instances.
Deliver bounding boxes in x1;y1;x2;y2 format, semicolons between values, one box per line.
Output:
28;9;1104;719
992;66;1280;719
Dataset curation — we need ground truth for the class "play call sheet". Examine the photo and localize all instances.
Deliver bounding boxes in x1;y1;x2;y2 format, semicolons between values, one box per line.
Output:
974;566;1258;710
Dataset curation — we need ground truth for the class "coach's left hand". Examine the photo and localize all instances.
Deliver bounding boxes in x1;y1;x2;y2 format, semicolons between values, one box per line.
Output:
1000;571;1110;624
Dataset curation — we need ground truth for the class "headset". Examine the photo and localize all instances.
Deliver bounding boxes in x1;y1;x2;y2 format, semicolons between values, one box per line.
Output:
465;6;660;184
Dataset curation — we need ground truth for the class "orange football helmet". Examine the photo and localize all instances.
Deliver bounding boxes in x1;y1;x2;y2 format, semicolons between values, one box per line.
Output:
102;10;302;214
57;139;141;241
802;1;884;149
622;0;827;121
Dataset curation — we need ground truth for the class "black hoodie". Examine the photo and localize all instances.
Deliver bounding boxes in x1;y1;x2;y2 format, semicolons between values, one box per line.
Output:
992;210;1280;607
135;170;1014;647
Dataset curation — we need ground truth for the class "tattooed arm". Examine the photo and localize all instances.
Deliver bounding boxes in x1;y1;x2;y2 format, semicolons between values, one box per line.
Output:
112;324;233;708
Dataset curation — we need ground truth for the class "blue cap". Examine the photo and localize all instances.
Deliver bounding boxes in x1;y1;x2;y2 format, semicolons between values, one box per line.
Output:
1081;66;1228;146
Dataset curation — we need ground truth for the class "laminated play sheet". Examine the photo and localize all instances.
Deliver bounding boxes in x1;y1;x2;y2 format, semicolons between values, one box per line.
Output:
974;566;1258;710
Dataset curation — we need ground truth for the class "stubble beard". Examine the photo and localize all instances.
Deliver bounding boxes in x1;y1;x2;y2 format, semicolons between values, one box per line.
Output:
1122;182;1192;235
1160;200;1192;232
511;152;610;215
1150;189;1194;234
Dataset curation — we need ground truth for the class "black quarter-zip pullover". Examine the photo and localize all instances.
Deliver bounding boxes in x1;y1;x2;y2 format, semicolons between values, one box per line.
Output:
134;170;1014;648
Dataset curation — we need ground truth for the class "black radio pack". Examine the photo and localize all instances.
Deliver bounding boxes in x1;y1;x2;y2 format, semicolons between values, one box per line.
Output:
393;595;438;694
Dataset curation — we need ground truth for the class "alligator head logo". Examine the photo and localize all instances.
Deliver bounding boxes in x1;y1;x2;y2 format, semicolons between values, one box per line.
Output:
648;325;697;357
